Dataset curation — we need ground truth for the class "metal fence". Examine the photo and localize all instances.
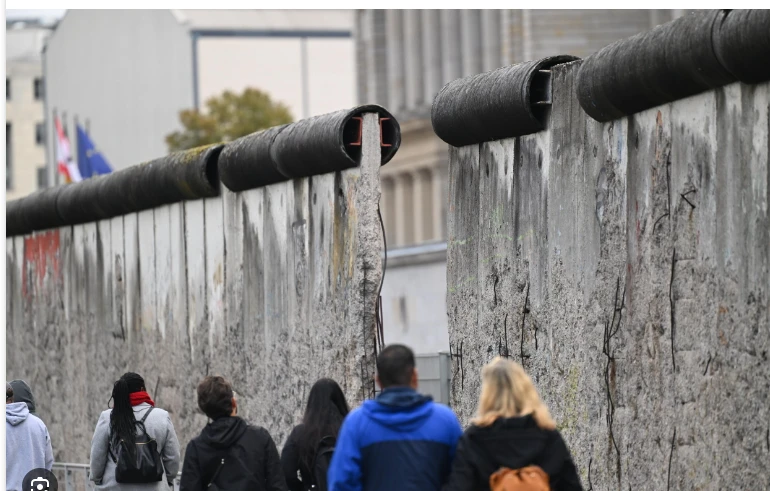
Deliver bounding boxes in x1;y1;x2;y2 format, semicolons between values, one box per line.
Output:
51;463;182;491
415;352;451;405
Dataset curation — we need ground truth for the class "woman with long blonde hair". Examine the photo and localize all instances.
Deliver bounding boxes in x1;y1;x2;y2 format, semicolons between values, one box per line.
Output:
445;357;582;490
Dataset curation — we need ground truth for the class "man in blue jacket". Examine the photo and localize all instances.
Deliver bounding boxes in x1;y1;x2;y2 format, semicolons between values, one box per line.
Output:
328;344;463;491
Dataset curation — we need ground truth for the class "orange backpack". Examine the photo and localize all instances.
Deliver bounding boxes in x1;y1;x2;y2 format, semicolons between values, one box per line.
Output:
489;465;550;491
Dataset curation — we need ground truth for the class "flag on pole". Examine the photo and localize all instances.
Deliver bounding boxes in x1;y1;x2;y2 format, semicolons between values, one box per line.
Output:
55;116;82;183
76;124;113;178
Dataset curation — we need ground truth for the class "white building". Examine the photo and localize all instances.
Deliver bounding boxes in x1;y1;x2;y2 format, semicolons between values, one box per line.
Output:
6;19;54;200
43;9;356;185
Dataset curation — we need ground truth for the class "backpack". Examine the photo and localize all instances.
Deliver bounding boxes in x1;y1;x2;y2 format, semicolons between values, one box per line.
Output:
108;407;164;483
489;466;550;491
309;436;336;491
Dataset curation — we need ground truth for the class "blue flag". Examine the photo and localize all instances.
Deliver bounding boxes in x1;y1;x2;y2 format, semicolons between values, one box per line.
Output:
76;124;113;178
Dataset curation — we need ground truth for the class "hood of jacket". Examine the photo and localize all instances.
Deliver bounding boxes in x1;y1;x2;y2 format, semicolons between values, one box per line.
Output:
199;416;248;449
465;415;557;466
6;401;31;426
10;380;36;414
361;387;434;432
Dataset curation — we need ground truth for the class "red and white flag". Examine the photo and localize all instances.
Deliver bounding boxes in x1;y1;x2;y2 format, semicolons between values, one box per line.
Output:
55;116;82;183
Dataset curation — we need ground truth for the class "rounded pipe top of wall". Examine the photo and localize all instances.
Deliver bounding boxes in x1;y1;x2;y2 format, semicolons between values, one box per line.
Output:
430;55;580;148
7;105;402;238
577;9;770;122
219;104;401;192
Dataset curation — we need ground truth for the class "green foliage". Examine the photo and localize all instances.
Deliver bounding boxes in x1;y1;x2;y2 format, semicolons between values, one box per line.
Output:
165;88;293;152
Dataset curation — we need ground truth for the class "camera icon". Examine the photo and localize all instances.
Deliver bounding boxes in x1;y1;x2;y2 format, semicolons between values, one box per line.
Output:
23;468;58;491
30;477;50;491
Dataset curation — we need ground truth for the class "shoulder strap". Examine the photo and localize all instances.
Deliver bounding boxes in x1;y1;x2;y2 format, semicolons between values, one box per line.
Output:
207;458;225;488
139;406;154;424
310;436;335;485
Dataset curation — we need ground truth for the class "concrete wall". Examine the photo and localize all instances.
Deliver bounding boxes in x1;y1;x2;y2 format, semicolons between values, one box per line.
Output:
446;62;769;488
6;114;384;463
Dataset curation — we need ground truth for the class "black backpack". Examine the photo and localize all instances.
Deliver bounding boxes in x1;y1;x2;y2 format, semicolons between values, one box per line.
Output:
309;436;336;491
108;407;164;483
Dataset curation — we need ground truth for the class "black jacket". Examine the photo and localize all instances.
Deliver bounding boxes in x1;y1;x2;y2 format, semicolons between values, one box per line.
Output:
280;424;313;491
179;416;287;491
444;415;583;491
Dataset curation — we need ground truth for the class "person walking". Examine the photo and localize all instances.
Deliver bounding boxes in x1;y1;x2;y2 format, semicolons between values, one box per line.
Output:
444;357;583;491
281;378;350;491
9;380;38;416
89;372;181;490
6;382;54;491
179;375;287;491
327;344;463;491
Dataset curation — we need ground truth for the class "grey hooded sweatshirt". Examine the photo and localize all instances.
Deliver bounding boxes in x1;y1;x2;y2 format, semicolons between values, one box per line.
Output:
9;380;37;414
5;401;54;491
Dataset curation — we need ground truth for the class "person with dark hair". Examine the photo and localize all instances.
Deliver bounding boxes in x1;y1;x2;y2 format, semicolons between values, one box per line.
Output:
327;344;463;491
89;372;181;490
179;375;287;491
6;381;54;491
280;378;350;491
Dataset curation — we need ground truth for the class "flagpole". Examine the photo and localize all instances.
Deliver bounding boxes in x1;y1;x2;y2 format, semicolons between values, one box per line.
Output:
74;115;80;178
63;111;69;184
52;108;58;185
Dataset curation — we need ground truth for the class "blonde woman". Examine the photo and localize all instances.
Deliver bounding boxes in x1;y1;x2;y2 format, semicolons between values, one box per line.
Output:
445;357;582;491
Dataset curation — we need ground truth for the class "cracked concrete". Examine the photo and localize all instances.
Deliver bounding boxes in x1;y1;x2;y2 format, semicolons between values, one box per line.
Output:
446;61;769;489
5;114;384;466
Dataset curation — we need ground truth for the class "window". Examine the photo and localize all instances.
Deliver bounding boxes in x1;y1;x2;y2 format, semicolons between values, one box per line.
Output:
5;78;9;100
33;78;43;100
6;123;12;190
37;167;48;189
35;122;45;145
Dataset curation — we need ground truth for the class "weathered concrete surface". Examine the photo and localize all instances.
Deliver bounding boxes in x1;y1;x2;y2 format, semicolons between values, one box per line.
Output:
446;61;769;489
5;114;384;464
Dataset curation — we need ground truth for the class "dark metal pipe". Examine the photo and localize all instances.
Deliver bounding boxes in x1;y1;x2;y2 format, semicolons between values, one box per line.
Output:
431;56;578;147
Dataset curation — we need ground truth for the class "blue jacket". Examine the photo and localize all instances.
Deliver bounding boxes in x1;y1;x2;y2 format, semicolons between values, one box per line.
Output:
327;387;463;491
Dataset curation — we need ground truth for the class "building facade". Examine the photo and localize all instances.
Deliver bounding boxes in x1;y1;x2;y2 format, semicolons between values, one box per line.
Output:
360;10;681;355
6;20;53;200
43;9;356;185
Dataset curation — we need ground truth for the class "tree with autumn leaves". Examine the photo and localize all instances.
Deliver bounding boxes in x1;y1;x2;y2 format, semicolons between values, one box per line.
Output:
165;88;293;152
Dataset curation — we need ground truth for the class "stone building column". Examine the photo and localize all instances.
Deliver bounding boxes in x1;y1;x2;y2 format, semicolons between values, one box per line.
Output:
431;165;447;241
394;172;415;246
381;175;397;246
386;10;405;113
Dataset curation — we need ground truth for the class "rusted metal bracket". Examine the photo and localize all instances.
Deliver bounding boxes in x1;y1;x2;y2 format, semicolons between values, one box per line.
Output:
346;117;394;148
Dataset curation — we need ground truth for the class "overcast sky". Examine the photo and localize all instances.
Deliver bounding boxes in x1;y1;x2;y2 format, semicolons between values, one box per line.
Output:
6;9;67;21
